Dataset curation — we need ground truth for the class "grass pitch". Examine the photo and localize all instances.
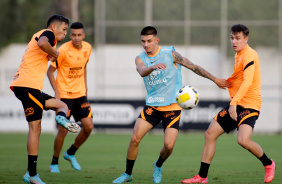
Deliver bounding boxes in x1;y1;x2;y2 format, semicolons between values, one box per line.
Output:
0;132;280;184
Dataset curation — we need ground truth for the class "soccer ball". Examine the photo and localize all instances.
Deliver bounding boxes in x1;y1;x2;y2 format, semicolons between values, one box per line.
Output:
176;85;199;109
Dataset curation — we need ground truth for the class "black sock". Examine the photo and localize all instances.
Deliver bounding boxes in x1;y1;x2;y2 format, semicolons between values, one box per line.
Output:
198;162;210;178
156;156;166;167
28;155;38;176
51;156;59;165
259;153;272;166
57;111;66;117
125;159;135;175
67;144;78;155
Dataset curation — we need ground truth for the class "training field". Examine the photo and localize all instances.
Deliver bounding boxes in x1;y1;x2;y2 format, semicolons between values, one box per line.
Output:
0;132;280;184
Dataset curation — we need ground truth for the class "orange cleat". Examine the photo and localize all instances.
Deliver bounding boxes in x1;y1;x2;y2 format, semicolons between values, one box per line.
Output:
264;160;276;183
181;174;208;183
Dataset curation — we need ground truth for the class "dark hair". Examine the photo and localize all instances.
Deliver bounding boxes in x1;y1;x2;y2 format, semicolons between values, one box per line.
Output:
140;26;157;36
47;14;70;27
71;22;84;29
230;24;249;37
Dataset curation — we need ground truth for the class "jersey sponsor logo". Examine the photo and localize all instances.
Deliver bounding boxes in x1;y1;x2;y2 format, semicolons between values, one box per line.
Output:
163;111;175;118
147;97;165;103
219;109;227;117
146;107;154;115
25;107;34;117
68;67;83;79
83;51;88;58
81;102;90;109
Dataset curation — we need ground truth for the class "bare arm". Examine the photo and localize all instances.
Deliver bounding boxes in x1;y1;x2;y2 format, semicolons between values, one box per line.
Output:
47;65;60;99
172;51;230;89
135;56;166;77
37;36;59;59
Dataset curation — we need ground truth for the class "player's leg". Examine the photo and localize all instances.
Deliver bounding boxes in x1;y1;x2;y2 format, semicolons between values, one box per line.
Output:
238;124;276;183
45;97;80;133
181;119;224;183
113;118;153;183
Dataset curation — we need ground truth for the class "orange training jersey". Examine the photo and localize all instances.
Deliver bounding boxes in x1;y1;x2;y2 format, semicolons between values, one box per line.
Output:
50;41;92;99
10;29;56;91
227;45;261;111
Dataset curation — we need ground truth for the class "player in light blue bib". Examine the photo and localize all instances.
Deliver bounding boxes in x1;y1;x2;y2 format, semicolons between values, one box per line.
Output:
113;26;229;184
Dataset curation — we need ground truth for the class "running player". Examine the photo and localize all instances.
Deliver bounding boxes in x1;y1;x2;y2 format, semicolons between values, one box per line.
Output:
47;22;93;173
181;24;276;184
10;15;81;184
112;26;230;183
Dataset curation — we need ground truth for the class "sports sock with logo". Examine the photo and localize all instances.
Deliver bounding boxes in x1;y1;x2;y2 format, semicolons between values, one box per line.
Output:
51;156;59;165
67;144;78;155
259;152;272;166
125;158;135;175
28;155;38;176
198;162;210;178
156;155;166;167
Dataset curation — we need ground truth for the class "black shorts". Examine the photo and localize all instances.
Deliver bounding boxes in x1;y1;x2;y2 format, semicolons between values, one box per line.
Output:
214;105;259;133
61;96;92;122
138;105;181;130
13;87;53;122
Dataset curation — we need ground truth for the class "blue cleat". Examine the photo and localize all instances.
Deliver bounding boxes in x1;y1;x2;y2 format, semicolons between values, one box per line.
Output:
63;151;81;171
55;115;81;133
113;173;133;183
23;171;46;184
50;164;60;173
153;162;162;183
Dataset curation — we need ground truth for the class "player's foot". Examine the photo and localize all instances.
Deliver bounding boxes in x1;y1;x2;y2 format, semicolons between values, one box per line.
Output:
23;171;46;184
55;115;81;133
50;164;60;173
264;160;276;183
181;174;208;183
63;151;81;171
113;173;133;183
153;162;162;183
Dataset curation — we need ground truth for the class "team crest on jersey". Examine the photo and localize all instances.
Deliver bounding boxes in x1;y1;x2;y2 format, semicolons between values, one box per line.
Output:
25;107;34;116
146;107;154;115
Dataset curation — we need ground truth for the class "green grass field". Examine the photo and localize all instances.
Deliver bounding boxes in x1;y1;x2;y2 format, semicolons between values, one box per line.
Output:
0;132;280;184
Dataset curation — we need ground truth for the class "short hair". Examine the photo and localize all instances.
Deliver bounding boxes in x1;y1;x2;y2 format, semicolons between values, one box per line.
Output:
47;14;70;27
230;24;249;37
140;26;158;36
70;22;84;29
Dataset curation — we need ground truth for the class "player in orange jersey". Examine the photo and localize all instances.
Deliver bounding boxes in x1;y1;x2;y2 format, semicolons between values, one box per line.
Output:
181;24;276;184
10;15;81;184
47;22;93;173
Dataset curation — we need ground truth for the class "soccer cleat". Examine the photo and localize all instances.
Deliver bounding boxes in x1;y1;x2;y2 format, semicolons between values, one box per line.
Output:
113;173;133;183
55;115;81;133
264;160;276;183
181;174;208;183
23;171;46;184
50;164;60;173
63;151;81;171
153;162;162;183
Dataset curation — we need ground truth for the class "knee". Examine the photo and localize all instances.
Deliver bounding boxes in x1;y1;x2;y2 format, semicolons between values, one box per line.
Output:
164;143;174;154
237;137;250;149
130;134;141;146
204;129;214;140
83;123;93;134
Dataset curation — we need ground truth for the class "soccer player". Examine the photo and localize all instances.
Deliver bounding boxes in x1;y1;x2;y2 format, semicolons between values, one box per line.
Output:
47;22;93;173
112;26;230;183
10;15;81;184
181;24;276;184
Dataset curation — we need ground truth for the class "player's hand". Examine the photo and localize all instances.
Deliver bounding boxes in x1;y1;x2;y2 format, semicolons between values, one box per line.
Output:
152;63;166;70
228;105;237;121
214;78;231;90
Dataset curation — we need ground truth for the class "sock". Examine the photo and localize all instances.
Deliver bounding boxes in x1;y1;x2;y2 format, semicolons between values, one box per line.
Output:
57;111;66;117
125;158;135;175
51;156;59;165
259;153;272;166
28;155;38;176
67;144;78;155
198;162;210;178
156;155;166;167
